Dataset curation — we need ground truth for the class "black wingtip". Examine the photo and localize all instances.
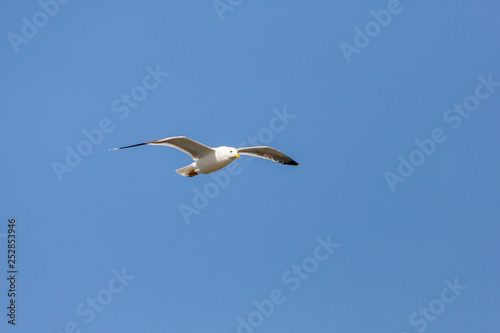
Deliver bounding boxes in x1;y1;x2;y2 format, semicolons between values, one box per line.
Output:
286;159;300;166
109;142;148;150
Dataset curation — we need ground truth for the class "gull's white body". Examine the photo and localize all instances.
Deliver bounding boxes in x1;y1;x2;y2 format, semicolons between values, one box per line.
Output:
180;146;238;175
111;136;299;177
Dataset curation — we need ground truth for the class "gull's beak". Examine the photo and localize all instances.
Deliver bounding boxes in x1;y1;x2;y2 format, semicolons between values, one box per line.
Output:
235;153;240;159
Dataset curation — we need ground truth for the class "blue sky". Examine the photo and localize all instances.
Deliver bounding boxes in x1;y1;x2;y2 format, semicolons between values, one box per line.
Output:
1;1;499;332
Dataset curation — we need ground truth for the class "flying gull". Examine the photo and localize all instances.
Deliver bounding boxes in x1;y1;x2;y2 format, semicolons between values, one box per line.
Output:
110;136;299;177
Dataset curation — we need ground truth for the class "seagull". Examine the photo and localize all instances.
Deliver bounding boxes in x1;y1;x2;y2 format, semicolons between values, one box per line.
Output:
110;136;299;177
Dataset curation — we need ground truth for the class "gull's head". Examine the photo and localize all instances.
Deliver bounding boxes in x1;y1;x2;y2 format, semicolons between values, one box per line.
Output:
218;146;240;159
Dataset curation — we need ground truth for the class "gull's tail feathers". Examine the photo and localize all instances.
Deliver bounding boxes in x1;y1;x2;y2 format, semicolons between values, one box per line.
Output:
175;163;199;177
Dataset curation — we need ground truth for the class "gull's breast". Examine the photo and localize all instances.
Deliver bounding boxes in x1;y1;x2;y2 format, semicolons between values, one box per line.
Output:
196;153;235;174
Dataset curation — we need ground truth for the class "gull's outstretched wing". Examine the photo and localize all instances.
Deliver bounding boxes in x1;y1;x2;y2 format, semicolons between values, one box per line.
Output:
238;146;299;166
110;136;214;160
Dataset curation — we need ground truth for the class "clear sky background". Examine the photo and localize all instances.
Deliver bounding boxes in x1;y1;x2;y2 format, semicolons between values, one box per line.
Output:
1;1;499;332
